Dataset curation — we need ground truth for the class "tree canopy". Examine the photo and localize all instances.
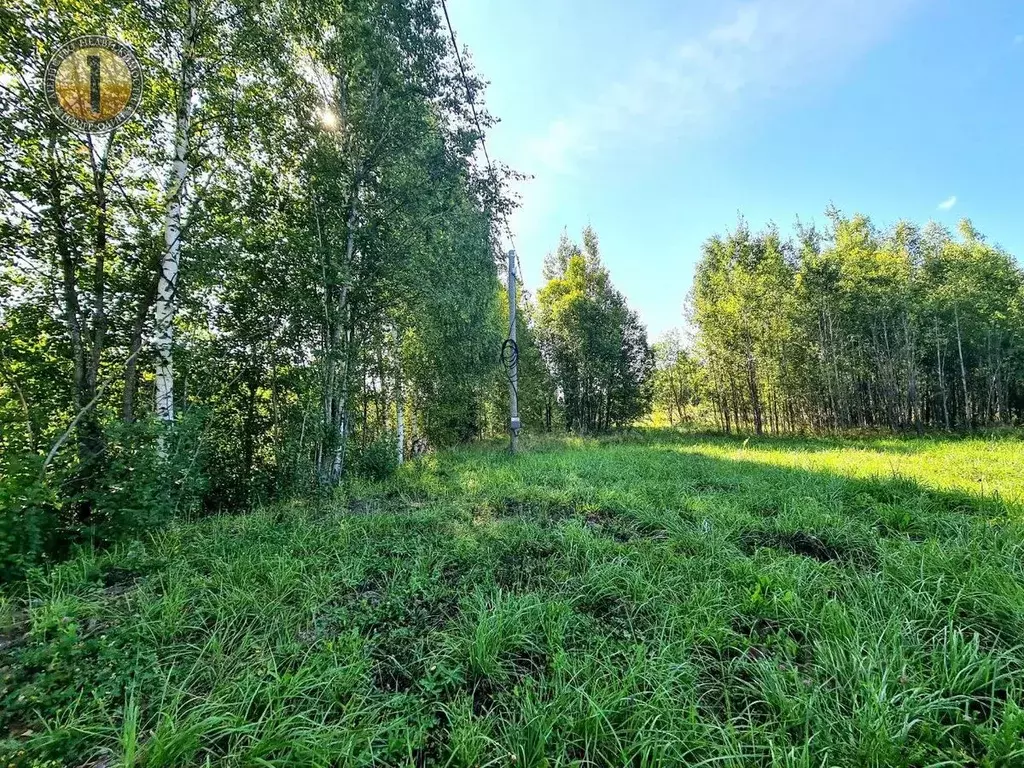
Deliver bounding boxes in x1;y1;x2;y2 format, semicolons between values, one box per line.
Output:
0;0;518;574
686;212;1024;434
536;229;653;433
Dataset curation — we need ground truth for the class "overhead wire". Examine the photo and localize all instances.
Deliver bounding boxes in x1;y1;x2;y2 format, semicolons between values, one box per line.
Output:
440;0;523;402
439;0;522;287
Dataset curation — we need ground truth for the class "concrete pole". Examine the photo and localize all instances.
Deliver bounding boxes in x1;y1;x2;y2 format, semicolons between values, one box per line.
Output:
507;250;520;453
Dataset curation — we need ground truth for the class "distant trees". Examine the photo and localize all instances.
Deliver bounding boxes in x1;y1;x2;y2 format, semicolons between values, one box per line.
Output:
652;330;704;426
689;211;1024;433
535;229;653;433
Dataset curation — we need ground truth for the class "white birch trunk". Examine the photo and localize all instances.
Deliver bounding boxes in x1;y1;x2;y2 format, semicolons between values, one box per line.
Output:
155;0;196;426
329;321;350;482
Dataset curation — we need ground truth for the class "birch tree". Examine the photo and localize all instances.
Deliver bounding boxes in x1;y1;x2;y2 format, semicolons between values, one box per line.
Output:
155;0;197;425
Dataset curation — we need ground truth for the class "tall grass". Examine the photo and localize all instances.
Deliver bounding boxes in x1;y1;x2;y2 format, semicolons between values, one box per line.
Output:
2;431;1023;766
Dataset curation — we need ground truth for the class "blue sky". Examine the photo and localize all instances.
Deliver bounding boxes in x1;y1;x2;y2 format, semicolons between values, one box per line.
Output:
445;0;1024;340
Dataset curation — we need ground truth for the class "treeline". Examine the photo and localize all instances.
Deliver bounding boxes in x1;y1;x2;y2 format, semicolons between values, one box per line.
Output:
0;0;521;574
679;211;1024;434
534;229;653;433
0;0;657;576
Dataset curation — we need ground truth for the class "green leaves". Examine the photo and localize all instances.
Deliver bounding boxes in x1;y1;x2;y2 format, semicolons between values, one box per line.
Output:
536;228;653;433
1;0;518;557
690;210;1024;434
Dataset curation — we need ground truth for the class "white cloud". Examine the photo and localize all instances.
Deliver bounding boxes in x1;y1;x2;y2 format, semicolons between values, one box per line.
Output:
511;0;922;238
709;6;760;45
937;195;957;211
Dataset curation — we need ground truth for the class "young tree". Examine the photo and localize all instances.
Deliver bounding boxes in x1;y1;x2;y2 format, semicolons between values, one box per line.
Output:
653;330;702;426
537;228;653;432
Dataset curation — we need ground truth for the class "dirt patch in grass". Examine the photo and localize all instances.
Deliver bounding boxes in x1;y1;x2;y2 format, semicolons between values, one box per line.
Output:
575;592;633;623
750;500;784;518
631;518;671;541
0;629;29;654
732;615;811;665
690;478;739;493
463;648;549;717
493;539;559;592
347;498;378;516
489;496;576;521
373;657;415;693
510;648;548;680
99;565;145;597
0;602;30;653
470;678;497;716
739;530;877;567
582;507;671;544
584;509;639;542
346;496;426;516
474;497;573;530
483;496;672;546
874;521;929;542
732;615;805;641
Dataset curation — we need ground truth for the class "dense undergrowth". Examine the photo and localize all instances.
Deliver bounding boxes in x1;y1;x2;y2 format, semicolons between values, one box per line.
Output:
2;431;1024;766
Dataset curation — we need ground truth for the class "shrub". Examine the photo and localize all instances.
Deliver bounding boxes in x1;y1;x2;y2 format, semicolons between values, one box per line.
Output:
0;451;62;582
0;416;207;581
351;436;399;482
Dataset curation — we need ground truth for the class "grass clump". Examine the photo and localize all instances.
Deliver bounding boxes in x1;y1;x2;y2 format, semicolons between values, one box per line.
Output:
2;431;1024;766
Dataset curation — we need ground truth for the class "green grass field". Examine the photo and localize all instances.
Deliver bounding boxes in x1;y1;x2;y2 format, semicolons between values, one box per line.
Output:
3;431;1024;767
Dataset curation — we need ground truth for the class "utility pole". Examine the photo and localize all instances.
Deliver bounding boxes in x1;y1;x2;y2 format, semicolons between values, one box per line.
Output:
507;250;521;453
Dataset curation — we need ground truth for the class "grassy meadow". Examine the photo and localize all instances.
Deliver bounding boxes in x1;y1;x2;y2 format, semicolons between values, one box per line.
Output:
3;431;1024;766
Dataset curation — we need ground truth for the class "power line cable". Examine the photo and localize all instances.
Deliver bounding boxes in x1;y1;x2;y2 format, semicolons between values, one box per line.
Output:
441;0;524;424
439;0;522;287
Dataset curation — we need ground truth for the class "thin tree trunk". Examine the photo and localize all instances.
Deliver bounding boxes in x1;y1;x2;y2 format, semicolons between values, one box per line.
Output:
123;259;160;422
819;308;835;428
328;191;359;482
827;307;846;427
955;306;971;428
903;311;922;435
729;374;741;432
85;133;113;397
746;349;763;435
395;330;404;466
242;371;258;501
935;319;949;430
46;129;103;501
155;0;197;428
330;295;358;483
47;131;85;413
720;370;731;434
